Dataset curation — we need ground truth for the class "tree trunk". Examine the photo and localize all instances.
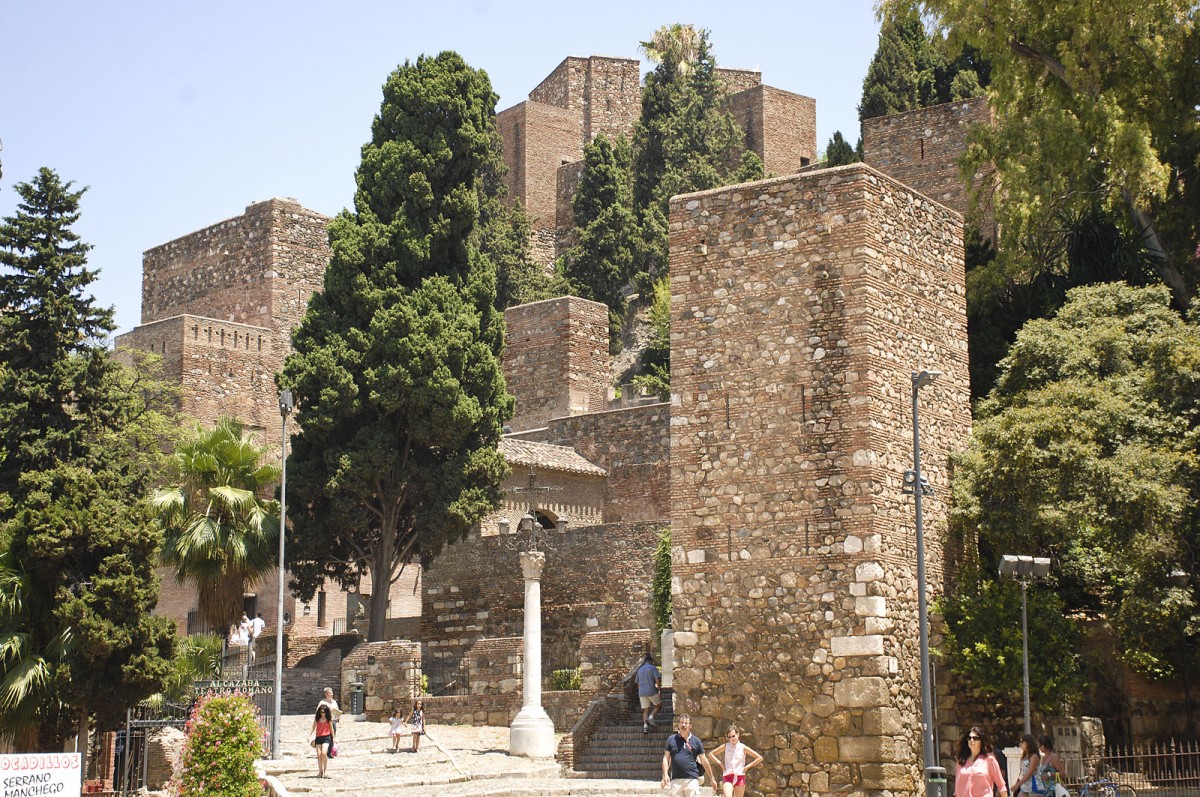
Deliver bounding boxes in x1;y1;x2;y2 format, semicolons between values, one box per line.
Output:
1123;188;1191;308
14;724;39;753
76;706;89;779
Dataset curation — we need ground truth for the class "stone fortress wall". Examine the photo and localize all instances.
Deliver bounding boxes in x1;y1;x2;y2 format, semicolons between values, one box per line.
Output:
420;521;666;679
667;164;971;796
500;55;818;266
115;51;1029;793
862;97;994;236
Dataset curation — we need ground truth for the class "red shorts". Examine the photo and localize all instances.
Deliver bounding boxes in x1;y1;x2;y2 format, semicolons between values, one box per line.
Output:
723;774;746;786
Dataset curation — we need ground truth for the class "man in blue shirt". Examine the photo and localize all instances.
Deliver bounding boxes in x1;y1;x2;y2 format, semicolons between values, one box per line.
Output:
636;652;661;733
661;714;716;796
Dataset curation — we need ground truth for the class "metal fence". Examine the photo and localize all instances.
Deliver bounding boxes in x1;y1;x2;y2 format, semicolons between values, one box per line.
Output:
1060;740;1200;797
423;657;471;696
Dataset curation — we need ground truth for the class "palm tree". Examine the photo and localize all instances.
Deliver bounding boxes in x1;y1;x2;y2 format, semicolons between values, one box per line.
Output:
0;551;70;749
153;418;280;631
639;23;702;75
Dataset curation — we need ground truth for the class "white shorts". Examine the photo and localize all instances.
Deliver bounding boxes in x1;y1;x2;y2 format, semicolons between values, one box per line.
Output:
669;778;701;797
639;693;662;709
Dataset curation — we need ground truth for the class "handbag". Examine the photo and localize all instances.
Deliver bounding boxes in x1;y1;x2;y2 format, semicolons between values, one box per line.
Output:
329;742;339;758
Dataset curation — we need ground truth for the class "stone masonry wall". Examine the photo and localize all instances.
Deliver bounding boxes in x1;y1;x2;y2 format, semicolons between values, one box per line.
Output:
503;296;610;432
668;164;970;797
578;629;655;696
496;101;582;244
481;468;605;536
717;68;763;96
341;639;422;717
421;521;664;677
726;85;818;178
140;198;329;330
862;97;994;234
527;55;641;144
540;403;671;523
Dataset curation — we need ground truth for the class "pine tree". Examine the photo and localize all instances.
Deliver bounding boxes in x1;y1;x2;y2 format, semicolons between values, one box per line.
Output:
281;53;512;642
560;134;642;346
633;29;762;218
0;169;176;754
824;131;860;166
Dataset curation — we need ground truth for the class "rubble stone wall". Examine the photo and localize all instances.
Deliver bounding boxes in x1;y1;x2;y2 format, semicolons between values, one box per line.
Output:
540;403;671;523
668;164;970;797
504;296;610;432
420;521;664;674
862;97;993;232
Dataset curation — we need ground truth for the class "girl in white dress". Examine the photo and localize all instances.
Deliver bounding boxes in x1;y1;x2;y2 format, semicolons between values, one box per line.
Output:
706;724;764;797
388;707;405;752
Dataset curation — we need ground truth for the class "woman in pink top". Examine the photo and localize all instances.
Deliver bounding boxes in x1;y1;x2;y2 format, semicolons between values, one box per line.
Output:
707;724;764;797
955;726;1009;797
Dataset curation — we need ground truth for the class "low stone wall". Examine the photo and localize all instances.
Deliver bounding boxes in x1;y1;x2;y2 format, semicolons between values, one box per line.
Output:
422;690;588;728
341;639;422;719
467;637;522;695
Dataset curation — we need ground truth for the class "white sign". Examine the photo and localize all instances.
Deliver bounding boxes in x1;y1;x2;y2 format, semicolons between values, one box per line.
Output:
0;753;81;797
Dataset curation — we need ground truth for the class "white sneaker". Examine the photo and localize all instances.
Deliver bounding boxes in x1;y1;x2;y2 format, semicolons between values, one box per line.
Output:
643;723;649;734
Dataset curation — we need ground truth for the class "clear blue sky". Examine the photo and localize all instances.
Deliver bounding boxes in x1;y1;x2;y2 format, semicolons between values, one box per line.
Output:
1;1;880;335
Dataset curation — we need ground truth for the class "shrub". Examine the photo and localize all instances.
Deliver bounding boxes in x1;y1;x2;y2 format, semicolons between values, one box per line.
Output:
550;668;582;691
170;693;265;797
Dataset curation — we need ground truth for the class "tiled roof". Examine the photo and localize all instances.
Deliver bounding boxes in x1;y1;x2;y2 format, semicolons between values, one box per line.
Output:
499;438;606;477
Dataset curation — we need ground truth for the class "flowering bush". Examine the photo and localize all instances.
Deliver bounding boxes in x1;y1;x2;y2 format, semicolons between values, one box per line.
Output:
169;693;265;797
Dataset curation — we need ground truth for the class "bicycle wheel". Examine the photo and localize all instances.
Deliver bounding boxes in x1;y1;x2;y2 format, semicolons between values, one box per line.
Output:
1116;785;1137;797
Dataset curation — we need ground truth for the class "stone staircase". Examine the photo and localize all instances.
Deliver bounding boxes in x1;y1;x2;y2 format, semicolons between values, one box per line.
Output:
572;688;675;780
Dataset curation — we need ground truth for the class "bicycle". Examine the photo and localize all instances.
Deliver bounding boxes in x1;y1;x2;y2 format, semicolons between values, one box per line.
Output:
1075;777;1138;797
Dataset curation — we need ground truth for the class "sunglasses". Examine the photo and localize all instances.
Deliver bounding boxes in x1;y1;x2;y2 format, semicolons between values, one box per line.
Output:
968;735;982;741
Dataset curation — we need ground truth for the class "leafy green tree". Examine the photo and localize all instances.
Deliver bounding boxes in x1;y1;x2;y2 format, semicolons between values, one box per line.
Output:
633;275;671;401
0;168;177;755
281;52;512;642
823;131;861;167
153;418;280;631
951;283;1200;711
652;527;673;631
937;571;1082;712
905;0;1200;308
0;168;116;505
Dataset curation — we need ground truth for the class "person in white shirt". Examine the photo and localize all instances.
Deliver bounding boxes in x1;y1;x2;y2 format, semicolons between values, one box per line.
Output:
706;724;764;797
317;687;343;732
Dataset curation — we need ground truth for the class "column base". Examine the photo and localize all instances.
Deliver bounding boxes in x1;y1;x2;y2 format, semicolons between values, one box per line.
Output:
509;705;556;758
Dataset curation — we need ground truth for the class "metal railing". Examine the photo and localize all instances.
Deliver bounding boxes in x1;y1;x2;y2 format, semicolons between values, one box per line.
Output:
1057;740;1200;797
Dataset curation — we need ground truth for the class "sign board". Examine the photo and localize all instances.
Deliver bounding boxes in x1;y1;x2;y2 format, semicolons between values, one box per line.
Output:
192;678;273;695
0;753;81;797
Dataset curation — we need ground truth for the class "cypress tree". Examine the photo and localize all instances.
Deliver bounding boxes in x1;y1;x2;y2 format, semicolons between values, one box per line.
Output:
281;53;512;642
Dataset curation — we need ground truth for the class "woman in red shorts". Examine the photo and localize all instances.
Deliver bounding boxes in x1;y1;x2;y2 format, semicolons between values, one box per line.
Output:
706;724;763;797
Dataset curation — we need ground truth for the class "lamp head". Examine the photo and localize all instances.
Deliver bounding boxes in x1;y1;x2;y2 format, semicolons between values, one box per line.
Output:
279;388;295;416
913;370;943;391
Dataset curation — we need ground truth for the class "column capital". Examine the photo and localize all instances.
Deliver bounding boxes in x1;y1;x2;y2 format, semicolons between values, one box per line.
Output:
519;550;546;580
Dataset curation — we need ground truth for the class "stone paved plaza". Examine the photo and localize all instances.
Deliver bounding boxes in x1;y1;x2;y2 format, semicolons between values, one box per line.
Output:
264;715;667;796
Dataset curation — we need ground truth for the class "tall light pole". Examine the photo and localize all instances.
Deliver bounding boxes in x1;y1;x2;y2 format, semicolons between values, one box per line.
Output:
999;554;1052;734
272;389;293;759
907;369;943;796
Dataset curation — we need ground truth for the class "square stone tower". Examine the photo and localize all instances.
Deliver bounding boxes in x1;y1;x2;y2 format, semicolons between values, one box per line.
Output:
503;296;610;433
668;164;971;797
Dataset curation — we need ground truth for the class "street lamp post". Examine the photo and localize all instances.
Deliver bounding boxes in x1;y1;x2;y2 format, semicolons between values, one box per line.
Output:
907;369;943;796
272;389;294;760
999;554;1052;734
